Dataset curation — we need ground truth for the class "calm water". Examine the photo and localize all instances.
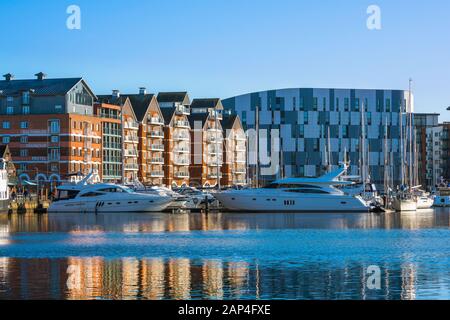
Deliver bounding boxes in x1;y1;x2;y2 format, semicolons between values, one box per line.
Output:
0;210;449;300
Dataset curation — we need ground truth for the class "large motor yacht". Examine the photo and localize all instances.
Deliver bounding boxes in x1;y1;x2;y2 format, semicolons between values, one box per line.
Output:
214;164;370;213
48;172;173;213
0;159;9;214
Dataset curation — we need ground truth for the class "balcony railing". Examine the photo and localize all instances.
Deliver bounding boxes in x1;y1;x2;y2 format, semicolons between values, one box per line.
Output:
149;117;164;125
207;173;223;179
149;171;164;177
124;163;139;170
173;157;189;166
175;120;190;128
149;144;164;151
148;131;164;138
173;147;190;154
124;136;139;143
124;121;139;130
235;135;246;141
150;157;164;164
174;171;190;178
233;167;247;174
124;149;138;157
175;105;190;116
173;134;190;141
235;157;246;164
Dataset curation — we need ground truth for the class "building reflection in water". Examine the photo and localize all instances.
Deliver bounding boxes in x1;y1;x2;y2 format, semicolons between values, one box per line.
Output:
0;256;448;300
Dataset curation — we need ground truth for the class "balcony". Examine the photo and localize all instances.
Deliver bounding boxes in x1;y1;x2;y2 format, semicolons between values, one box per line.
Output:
207;126;221;133
174;171;190;178
124;163;139;171
173;134;190;142
175;105;190;116
233;167;247;174
173;147;190;154
173;157;189;166
124;149;138;157
149;171;164;178
207;157;223;166
175;120;190;128
206;135;223;144
149;144;164;152
150;157;164;165
124;121;139;130
235;135;246;142
207;173;223;179
208;148;222;155
235;157;246;164
124;136;139;143
149;117;164;125
148;131;164;138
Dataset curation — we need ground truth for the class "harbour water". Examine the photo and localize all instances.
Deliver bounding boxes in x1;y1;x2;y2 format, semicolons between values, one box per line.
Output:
0;210;449;300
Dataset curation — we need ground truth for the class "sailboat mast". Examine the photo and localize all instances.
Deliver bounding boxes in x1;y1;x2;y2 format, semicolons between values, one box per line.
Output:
408;79;413;188
399;97;404;187
255;105;260;188
327;126;332;172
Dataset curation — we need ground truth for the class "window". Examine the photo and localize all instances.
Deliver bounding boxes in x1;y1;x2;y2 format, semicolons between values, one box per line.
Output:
50;136;59;143
22;91;30;104
323;97;327;110
299;125;305;138
313;97;318;111
355;98;360;111
22;106;30;115
304;112;309;125
344;98;349;112
49;120;60;134
2;121;10;129
2;136;10;144
386;99;391;112
20;136;28;144
6;107;14;115
336;98;340;111
20;121;28;129
20;149;28;157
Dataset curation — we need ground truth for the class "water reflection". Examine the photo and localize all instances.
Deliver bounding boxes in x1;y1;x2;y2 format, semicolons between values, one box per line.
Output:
0;210;449;300
1;257;449;300
1;210;449;234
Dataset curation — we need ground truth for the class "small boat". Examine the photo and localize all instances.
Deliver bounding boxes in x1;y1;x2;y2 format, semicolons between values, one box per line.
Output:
0;159;9;214
128;183;188;211
174;187;216;210
214;163;370;213
417;196;434;209
433;187;450;207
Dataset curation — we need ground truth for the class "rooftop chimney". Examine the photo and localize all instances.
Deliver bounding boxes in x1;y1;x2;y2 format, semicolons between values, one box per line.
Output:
139;87;147;95
3;73;14;81
35;72;47;80
112;90;120;98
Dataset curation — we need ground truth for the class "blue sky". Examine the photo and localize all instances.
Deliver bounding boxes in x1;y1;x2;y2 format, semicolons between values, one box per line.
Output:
1;0;450;119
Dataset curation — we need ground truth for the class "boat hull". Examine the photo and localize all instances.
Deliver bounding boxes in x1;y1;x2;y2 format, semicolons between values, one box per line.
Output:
433;196;450;207
392;199;417;212
0;199;9;214
417;197;434;209
214;191;369;213
48;196;173;214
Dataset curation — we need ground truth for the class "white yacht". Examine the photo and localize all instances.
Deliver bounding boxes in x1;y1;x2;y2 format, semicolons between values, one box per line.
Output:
48;172;173;213
175;187;216;210
0;159;9;214
214;164;370;213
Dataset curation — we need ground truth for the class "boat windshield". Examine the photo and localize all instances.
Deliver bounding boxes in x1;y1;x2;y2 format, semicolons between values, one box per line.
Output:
263;183;321;189
55;189;80;201
97;186;133;193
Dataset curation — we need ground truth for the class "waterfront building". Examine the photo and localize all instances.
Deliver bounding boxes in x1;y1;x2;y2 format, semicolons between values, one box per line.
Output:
157;92;192;188
98;93;140;183
413;113;440;188
94;102;123;182
0;73;101;184
221;114;247;186
189;99;224;188
223;88;414;187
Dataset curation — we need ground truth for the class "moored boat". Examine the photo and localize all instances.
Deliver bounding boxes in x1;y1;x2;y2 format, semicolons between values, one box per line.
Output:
0;159;9;214
214;164;370;213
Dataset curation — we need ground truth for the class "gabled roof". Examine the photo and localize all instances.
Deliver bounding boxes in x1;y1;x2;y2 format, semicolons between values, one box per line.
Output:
121;93;155;121
160;108;176;125
188;113;209;129
97;94;128;106
0;77;95;98
190;98;222;110
157;92;190;105
221;114;238;130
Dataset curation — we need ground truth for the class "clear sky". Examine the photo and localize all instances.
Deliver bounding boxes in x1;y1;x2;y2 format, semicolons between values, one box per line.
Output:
1;0;450;119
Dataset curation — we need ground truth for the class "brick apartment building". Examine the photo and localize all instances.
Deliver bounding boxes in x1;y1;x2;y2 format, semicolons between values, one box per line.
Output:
0;73;102;184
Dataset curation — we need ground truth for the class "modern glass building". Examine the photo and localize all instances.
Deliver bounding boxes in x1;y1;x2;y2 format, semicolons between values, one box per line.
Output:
222;88;414;187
